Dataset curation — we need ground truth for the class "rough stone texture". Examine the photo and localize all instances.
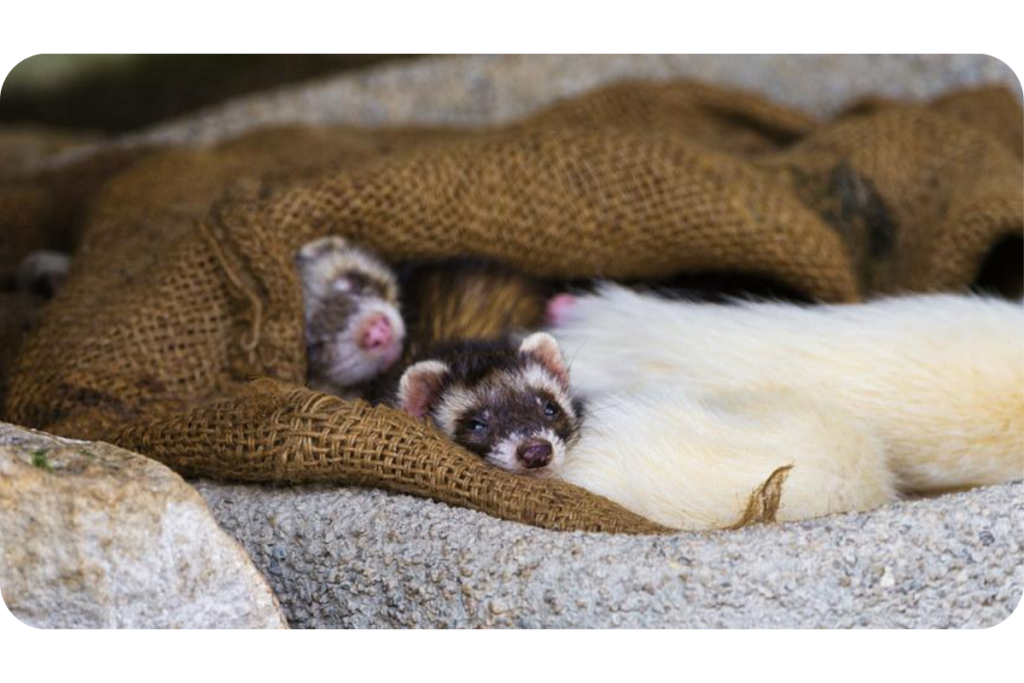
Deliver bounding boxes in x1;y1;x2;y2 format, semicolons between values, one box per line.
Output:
195;480;1023;628
35;54;1023;170
0;422;287;628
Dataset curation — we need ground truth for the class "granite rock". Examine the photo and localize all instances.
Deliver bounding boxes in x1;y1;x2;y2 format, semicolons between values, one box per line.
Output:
0;422;287;629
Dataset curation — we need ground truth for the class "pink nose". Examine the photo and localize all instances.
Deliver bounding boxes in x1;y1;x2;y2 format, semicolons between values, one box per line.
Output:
360;314;393;350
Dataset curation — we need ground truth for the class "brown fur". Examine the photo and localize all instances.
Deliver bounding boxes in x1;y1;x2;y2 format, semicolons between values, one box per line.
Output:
400;259;554;363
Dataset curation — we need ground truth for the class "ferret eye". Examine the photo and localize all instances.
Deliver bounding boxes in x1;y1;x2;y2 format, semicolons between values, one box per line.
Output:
467;419;489;433
543;400;559;418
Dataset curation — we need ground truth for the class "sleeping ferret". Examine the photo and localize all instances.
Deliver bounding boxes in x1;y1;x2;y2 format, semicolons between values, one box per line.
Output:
397;258;558;363
561;388;896;530
295;236;406;398
542;285;1023;529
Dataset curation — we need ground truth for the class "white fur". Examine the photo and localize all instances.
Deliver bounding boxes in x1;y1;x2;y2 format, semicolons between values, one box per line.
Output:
547;285;1023;528
519;332;568;384
558;389;896;530
520;364;575;417
320;298;406;388
16;249;71;294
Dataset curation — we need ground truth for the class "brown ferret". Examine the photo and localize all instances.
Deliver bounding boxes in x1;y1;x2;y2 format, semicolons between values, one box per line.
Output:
398;258;557;363
396;260;812;365
295;236;406;399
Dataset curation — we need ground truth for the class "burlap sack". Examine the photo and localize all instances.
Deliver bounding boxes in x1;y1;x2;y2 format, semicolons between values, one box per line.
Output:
3;81;1021;533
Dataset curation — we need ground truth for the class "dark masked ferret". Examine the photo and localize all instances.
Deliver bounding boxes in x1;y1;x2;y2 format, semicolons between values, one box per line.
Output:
395;332;583;474
296;236;406;398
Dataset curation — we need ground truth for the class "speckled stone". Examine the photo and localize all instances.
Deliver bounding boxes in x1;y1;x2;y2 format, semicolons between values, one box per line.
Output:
195;480;1022;628
0;422;287;629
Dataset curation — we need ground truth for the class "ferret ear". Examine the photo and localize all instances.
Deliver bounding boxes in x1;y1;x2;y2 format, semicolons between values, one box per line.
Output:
519;332;569;387
296;236;349;264
397;360;451;419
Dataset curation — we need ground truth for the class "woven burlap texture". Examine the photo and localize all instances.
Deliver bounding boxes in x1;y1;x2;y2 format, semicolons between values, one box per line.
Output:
3;81;1021;534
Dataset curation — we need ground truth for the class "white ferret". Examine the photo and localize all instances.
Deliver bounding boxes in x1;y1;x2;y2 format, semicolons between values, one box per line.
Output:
543;285;1024;530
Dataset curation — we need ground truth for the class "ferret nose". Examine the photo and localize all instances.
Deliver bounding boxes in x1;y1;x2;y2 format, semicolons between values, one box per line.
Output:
360;314;393;350
516;440;553;469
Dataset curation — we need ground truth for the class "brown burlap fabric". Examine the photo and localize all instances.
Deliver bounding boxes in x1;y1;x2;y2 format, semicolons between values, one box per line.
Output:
0;292;41;409
3;81;1021;533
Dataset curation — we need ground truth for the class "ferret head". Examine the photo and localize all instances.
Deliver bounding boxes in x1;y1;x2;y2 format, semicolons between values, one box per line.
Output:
296;236;406;390
397;332;582;475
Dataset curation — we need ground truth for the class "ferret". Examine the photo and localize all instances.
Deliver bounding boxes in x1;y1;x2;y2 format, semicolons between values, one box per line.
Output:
397;258;556;363
295;236;406;398
394;332;583;474
394;260;800;363
547;285;1024;503
560;387;897;531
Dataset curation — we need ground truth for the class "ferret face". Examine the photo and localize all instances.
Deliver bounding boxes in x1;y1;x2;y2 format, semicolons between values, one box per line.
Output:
297;237;406;390
398;333;582;475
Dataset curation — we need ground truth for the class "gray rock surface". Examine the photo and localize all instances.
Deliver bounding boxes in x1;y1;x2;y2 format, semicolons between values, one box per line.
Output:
0;422;287;628
137;54;1024;138
194;480;1022;628
38;54;1023;169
